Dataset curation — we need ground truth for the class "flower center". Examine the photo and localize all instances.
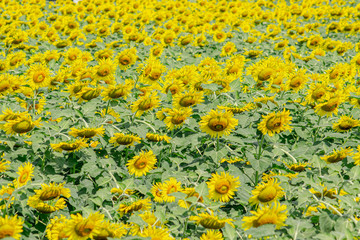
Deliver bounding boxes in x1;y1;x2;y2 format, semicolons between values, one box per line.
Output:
97;65;110;77
119;56;131;65
339;121;353;130
0;225;15;238
290;77;302;88
40;189;61;201
12;120;33;133
138;99;153;111
321;99;338;112
215;179;230;194
134;158;147;169
78;129;97;138
60;143;79;151
254;213;277;228
208;117;229;132
171;116;185;125
258;185;277;202
75;221;94;237
265;116;282;130
179;96;196;107
33;72;46;83
82;89;100;101
19;171;30;183
258;68;274;81
109;88;125;99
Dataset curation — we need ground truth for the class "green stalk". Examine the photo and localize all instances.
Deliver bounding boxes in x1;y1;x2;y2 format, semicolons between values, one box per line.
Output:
257;134;265;160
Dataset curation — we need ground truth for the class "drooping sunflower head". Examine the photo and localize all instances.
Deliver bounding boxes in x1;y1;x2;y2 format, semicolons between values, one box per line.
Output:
117;48;137;70
320;147;353;164
332;115;360;132
69;126;105;138
3;114;41;135
258;109;292;136
190;212;234;229
64;212;104;240
249;179;284;206
50;138;89;153
109;133;141;147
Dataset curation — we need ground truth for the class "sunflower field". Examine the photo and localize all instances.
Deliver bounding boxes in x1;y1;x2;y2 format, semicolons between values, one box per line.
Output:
1;0;360;239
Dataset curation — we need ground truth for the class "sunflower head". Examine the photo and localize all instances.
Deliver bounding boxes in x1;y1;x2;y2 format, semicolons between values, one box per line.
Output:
199;109;238;138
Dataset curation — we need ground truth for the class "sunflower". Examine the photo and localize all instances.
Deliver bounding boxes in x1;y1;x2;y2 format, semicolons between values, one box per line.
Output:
75;86;102;103
163;107;192;130
46;215;70;240
178;187;203;209
51;138;89;152
92;58;116;84
139;57;166;85
116;48;137;70
258;109;292;136
332;116;360;132
150;44;165;58
0;215;24;240
118;198;151;216
13;162;34;188
213;31;227;43
314;93;344;117
146;133;171;143
249;179;284;206
285;69;309;92
33;182;71;201
27;196;67;214
242;202;288;230
69;126;105;138
220;42;237;57
207;172;240;202
63;212;104;240
131;92;161;117
26;63;51;89
190;212;235;229
151;182;164;203
126;150;157;177
161;30;177;46
101;80;133;101
161;178;182;203
138;226;174;240
353;146;360;165
320;147;353;164
0;159;10;173
0;184;15;210
139;211;162;227
199;109;238;138
109;133;141;147
285;162;310;172
305;81;329;104
93;220;127;240
217;103;255;114
178;35;193;47
63;47;83;64
200;230;224;240
172;90;204;108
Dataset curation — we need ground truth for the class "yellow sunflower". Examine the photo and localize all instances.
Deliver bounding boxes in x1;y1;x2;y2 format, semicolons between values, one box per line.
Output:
13;162;34;188
161;177;183;203
51;138;89;152
207;172;240;202
92;58;116;84
314;93;344;117
139;57;166;85
353;146;360;165
131;92;161;117
26;63;51;89
69;126;105;138
146;133;171;143
101;80;133;101
109;133;141;147
151;182;164;203
75;86;102;103
242;202;287;230
200;230;224;240
27;196;67;214
258;109;292;136
138;226;174;240
320;147;353;164
172;90;204;108
116;48;137;70
46;215;70;240
249;179;284;206
285;69;309;92
332;115;360;132
118;198;151;216
199;109;238;138
93;220;127;240
126;150;157;177
63;212;104;240
190;212;235;229
163;107;193;130
0;159;10;173
178;187;203;209
0;215;24;240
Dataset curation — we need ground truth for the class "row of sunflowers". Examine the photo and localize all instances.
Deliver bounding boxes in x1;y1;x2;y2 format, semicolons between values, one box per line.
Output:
1;0;360;239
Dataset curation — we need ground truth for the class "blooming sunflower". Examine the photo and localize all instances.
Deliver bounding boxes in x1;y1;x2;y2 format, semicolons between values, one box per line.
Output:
172;90;204;108
249;179;284;206
217;102;255;114
163;107;193;130
13;162;34;188
26;63;51;89
314;93;344;117
285;69;309;92
101;80;133;101
131;92;161;117
0;215;24;240
116;48;137;70
138;226;174;240
200;230;224;240
199;109;238;138
242;202;287;230
93;220;127;240
27;197;67;214
46;215;70;240
139;57;166;85
109;133;141;147
63;212;104;240
320;147;353;164
332;115;360;132
75;86;102;103
51;138;89;152
126;150;157;177
220;42;237;57
118;198;151;216
207;172;240;202
146;133;171;143
353;146;360;165
190;212;235;229
258;109;292;136
92;58;116;84
151;182;164;203
178;187;204;209
69;126;105;138
0;159;10;173
161;177;183;203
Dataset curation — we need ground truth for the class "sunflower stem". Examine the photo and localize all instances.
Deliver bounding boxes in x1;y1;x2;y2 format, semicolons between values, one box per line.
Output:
183;218;188;238
216;136;220;152
105;100;111;115
256;134;265;160
313;115;322;143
